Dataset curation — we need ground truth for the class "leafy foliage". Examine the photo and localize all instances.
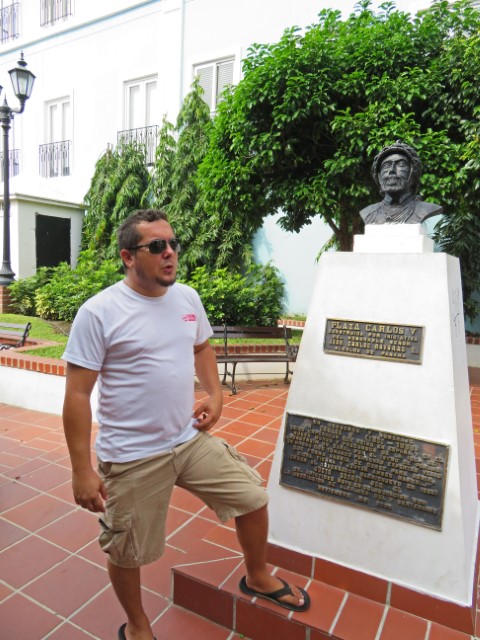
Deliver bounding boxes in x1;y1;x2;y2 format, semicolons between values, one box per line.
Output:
149;79;214;278
186;263;285;326
433;212;480;322
82;142;150;259
34;251;123;321
8;268;53;315
148;115;176;210
197;0;480;317
149;79;258;278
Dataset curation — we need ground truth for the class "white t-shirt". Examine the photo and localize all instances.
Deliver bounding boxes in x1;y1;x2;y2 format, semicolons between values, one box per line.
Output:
63;280;213;462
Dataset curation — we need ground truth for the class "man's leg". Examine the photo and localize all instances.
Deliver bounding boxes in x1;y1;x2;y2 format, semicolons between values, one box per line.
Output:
108;561;154;640
174;434;307;608
235;505;305;607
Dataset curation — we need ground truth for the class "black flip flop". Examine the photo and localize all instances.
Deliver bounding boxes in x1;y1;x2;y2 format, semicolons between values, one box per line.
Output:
118;623;157;639
239;575;310;612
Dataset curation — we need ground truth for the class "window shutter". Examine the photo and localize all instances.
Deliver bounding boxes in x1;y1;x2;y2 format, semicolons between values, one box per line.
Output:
196;66;214;110
145;80;158;127
216;60;234;105
128;84;141;129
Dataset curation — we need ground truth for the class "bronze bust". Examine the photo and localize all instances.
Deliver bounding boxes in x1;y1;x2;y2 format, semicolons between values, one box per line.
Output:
360;142;442;224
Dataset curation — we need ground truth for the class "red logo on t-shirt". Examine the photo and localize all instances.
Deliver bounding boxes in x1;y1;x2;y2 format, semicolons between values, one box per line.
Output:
182;314;197;322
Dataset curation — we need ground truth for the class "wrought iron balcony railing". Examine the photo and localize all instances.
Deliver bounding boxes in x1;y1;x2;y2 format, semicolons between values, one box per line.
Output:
117;125;159;166
0;149;20;181
40;0;73;26
39;141;72;178
0;2;20;43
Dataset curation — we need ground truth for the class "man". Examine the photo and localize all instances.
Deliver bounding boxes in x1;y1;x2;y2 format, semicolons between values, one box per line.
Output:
359;141;442;224
62;209;309;640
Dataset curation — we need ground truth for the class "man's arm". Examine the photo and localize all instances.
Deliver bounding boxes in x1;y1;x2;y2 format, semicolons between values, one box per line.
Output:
193;340;223;431
63;362;106;512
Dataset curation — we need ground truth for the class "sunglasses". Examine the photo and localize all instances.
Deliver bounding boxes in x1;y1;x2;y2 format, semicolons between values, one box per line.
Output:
128;238;181;254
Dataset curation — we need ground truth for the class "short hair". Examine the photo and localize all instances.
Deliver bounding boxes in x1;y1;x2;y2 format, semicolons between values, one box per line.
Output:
117;209;169;251
371;142;422;195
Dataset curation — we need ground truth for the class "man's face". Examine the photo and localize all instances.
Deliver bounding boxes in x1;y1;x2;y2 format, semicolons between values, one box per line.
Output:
379;153;411;196
121;219;179;296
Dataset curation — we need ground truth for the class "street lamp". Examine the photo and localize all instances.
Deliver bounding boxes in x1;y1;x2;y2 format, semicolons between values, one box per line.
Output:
0;52;35;285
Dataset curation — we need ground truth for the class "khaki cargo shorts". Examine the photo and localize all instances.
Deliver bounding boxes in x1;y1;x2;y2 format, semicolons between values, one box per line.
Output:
97;432;268;568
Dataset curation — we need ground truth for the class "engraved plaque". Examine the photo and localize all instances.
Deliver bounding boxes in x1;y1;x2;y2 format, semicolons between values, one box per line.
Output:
324;318;424;364
280;413;448;530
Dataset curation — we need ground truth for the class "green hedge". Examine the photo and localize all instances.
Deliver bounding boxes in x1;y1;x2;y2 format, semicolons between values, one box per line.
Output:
186;263;284;326
9;250;122;322
9;255;285;326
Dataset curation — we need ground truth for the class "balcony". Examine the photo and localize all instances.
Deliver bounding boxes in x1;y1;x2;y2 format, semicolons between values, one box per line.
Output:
117;125;159;166
0;149;20;181
40;0;73;26
39;141;71;178
0;2;19;43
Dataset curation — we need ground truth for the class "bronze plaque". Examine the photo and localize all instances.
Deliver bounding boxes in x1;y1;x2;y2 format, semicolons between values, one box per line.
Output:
280;413;448;530
324;318;424;363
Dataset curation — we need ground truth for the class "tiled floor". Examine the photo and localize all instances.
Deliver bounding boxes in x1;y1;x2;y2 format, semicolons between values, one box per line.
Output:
0;371;479;640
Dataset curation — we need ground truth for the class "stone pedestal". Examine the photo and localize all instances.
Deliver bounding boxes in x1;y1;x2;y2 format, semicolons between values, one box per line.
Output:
267;224;479;605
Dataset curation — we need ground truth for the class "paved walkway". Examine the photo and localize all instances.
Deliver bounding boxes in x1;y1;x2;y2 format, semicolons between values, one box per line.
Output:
0;372;479;639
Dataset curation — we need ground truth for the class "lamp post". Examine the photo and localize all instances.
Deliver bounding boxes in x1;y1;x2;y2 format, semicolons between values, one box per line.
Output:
0;52;35;285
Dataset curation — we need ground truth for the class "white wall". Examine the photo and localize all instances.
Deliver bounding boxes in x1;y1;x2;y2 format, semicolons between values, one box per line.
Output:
254;214;332;315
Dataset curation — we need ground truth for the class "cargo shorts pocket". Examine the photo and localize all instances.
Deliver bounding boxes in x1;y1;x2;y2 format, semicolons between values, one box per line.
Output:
221;440;263;485
98;511;139;565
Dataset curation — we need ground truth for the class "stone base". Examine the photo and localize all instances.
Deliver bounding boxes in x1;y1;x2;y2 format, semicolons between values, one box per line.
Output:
0;285;13;313
267;248;479;606
170;536;480;637
354;223;434;253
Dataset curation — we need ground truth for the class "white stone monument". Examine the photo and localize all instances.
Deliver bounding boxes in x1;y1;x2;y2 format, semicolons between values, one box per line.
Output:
267;224;479;605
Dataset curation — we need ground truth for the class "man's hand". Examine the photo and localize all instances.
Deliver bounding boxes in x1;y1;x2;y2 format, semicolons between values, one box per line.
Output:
193;393;223;431
193;340;224;431
72;468;107;512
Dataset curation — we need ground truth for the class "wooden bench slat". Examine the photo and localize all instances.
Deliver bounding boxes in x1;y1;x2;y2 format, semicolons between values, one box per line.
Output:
0;322;32;330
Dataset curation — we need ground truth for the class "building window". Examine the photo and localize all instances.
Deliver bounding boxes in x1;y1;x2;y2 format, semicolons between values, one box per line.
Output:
0;2;19;43
194;58;234;111
120;76;159;164
46;96;71;143
40;96;72;177
124;76;158;131
40;0;73;27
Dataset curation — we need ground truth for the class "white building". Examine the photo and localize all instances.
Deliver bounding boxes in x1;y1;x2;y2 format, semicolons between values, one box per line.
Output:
0;0;434;313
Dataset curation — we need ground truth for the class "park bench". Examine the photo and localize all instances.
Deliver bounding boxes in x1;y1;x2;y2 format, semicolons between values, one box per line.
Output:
211;325;298;395
0;321;32;350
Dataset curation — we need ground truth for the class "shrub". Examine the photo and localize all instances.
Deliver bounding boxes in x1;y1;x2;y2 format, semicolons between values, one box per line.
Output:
8;267;53;315
186;263;285;326
34;250;123;321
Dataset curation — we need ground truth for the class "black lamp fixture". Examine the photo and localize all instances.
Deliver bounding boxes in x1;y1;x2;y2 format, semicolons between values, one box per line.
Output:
0;52;35;285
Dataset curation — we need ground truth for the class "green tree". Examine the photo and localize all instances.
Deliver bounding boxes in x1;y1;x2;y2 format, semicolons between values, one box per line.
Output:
149;115;176;210
150;79;260;277
82;141;150;259
150;79;214;278
432;109;480;323
197;0;480;318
